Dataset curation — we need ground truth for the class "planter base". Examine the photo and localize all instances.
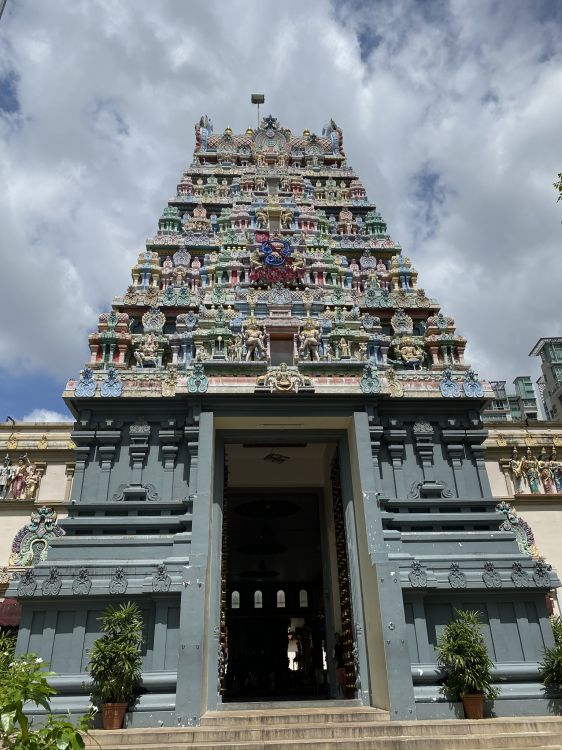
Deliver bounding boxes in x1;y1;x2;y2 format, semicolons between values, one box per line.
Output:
462;694;485;719
102;703;128;730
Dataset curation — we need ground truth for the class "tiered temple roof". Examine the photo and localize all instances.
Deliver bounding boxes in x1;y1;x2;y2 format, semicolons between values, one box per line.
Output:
66;115;488;400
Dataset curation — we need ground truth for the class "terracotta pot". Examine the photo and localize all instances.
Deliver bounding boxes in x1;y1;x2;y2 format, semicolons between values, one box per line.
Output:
462;693;485;719
102;702;128;730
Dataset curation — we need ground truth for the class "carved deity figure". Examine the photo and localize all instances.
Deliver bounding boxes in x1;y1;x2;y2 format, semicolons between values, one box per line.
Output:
280;209;293;229
228;334;244;362
135;333;159;368
299;321;321;362
9;456;30;499
0;456;13;498
24;464;41;500
538;449;556;494
522;448;541;494
551;450;562;493
509;447;524;494
338;338;350;358
243;319;267;361
397;340;424;368
255;209;268;229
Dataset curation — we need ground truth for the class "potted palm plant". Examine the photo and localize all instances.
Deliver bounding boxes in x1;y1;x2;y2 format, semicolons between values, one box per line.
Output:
436;608;499;719
540;616;562;690
87;602;144;730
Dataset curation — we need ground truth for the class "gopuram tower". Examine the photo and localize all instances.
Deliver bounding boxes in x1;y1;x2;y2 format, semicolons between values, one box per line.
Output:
10;115;559;725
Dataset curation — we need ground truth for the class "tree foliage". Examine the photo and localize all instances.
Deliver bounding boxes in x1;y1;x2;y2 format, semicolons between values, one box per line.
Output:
540;616;562;689
436;609;499;701
88;602;144;704
0;639;91;750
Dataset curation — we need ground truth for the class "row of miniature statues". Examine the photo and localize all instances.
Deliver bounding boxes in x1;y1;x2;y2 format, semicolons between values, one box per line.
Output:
509;447;562;494
0;455;42;500
134;248;415;294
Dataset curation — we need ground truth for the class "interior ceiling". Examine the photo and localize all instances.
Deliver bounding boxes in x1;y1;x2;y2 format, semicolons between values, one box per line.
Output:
225;443;334;584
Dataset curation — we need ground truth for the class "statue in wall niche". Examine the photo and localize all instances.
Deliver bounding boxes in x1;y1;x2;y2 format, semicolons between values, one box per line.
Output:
538;449;556;494
358;342;368;361
173;266;187;286
509;447;524;494
227;334;244;362
24;464;41;500
280;208;293;230
550;450;562;493
135;333;159;368
338;338;350;359
243;318;267;361
255;208;268;229
0;456;13;498
522;448;541;494
298;321;322;362
9;456;30;499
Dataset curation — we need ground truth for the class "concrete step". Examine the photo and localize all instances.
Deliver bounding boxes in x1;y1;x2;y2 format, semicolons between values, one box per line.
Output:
83;735;562;750
83;713;562;750
201;706;390;726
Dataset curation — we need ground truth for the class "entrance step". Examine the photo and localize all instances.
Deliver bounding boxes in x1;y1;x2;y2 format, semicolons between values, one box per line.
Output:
84;711;562;750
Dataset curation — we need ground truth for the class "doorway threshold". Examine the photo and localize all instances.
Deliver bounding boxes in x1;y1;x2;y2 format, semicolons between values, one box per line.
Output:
217;698;363;711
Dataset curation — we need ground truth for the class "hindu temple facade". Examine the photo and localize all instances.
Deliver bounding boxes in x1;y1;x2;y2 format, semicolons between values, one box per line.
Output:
9;115;561;724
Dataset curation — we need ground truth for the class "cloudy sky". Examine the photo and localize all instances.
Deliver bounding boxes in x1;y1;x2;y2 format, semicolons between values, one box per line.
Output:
0;0;561;422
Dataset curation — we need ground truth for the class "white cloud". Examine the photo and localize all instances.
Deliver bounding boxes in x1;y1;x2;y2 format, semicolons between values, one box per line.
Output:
0;0;560;392
21;408;73;423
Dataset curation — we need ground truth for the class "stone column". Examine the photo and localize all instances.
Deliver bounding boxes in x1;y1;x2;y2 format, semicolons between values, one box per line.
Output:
350;412;417;719
175;410;213;727
96;429;121;501
384;426;407;498
159;427;182;500
70;430;95;502
442;428;467;497
129;420;151;486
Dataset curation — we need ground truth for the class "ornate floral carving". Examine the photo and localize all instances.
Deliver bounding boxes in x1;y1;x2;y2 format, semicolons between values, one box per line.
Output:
75;367;96;397
408;560;427;587
152;564;172;592
9;507;65;566
111;483;160;502
533;558;552;587
448;562;467;589
100;367;123;397
109;567;128;594
360;364;381;394
511;561;530;587
187;362;208;393
496;501;537;557
413;418;432;434
162;367;178;397
386;369;404;397
439;369;460;398
0;567;11;584
42;567;62;596
463;369;484;398
72;568;92;595
17;569;37;597
142;306;166;333
482;561;502;588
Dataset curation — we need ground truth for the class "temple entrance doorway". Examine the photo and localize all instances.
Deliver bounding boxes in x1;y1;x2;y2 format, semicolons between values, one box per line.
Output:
220;442;357;702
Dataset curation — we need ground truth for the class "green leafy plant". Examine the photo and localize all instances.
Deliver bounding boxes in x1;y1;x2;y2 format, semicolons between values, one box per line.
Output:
436;609;499;701
540;616;562;689
0;649;91;750
88;602;144;704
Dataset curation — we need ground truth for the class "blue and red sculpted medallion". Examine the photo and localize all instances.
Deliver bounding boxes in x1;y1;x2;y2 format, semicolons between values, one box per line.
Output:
249;237;305;287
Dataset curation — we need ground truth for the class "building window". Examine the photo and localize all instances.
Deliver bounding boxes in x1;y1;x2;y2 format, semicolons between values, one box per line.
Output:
553;365;562;384
299;589;308;608
231;591;240;609
276;590;286;608
254;590;263;609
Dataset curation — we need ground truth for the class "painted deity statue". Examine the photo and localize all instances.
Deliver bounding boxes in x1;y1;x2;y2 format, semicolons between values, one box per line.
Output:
509;447;524;494
243;319;267;362
522;448;541;494
0;455;13;498
538;449;556;494
339;338;350;358
9;456;30;499
24;464;41;500
299;321;321;362
551;450;562;493
135;333;159;368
